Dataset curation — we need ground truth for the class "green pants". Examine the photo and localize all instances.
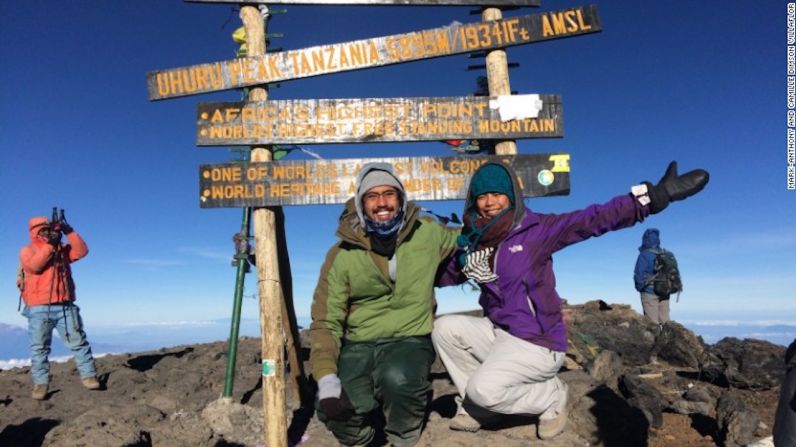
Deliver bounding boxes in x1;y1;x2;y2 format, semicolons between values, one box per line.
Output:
317;336;435;447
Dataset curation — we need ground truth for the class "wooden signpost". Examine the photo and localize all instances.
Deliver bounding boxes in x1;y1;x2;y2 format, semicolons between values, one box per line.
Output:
188;0;540;4
482;6;517;155
147;5;600;100
197;95;562;145
199;153;571;208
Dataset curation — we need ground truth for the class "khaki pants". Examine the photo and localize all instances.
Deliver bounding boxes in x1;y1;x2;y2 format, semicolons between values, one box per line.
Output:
431;315;566;420
640;292;670;324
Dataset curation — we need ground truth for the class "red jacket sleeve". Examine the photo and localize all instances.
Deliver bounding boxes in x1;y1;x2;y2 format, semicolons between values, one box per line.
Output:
65;231;88;262
19;243;54;274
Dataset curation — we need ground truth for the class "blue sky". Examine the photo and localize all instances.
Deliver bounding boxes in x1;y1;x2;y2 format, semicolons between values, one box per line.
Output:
1;1;793;337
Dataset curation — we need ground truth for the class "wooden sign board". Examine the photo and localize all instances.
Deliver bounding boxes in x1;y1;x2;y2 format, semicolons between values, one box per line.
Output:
148;5;600;100
199;153;570;208
188;0;539;5
197;95;562;145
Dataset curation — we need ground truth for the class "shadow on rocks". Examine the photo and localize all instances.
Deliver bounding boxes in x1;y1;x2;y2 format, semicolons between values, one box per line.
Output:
212;441;245;447
0;417;59;447
587;385;649;446
429;393;457;419
689;413;719;443
240;375;262;405
125;348;194;372
288;404;315;446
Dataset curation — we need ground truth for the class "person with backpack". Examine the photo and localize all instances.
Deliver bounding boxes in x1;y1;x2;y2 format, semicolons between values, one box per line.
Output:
634;228;679;330
19;214;100;400
433;161;708;440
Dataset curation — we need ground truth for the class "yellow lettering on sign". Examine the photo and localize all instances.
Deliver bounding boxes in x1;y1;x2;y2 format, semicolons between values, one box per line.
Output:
542;9;591;37
207;184;266;200
299;53;312;74
225;108;240;122
449;159;487;174
209;167;241;182
294;106;310;121
447;177;465;191
549;154;571;172
311;49;325;72
269;56;282;78
246;166;269;180
368;41;379;64
339;46;351;68
228;60;242;83
349;43;364;66
155;65;224;98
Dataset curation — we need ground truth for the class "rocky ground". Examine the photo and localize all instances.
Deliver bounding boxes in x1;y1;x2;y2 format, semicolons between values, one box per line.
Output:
0;300;787;447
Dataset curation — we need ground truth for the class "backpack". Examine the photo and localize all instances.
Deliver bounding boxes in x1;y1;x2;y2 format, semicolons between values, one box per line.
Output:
650;250;683;297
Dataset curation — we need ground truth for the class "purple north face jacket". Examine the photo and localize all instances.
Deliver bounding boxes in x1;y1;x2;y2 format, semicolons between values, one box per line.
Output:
438;162;650;353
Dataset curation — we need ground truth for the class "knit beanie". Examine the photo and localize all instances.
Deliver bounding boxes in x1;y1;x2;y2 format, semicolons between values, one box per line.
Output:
468;164;515;205
355;163;406;228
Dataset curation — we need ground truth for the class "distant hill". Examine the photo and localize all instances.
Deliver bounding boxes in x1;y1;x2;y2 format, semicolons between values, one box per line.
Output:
0;323;128;363
0;323;37;359
684;322;796;347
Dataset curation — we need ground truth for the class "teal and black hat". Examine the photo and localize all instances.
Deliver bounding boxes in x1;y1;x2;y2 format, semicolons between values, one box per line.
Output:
469;164;515;204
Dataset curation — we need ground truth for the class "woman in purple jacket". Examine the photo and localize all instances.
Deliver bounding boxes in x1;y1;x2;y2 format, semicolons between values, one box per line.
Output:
433;161;708;440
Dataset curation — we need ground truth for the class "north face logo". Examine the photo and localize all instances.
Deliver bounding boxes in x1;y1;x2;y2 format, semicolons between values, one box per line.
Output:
508;245;523;253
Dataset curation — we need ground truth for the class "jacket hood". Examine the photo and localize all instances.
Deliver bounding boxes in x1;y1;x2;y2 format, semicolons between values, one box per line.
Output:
28;216;49;240
463;162;526;228
639;228;661;251
354;162;406;228
337;197;420;249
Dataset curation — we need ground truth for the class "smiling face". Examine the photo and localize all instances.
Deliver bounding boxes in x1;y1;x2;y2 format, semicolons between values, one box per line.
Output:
475;192;512;218
363;185;400;223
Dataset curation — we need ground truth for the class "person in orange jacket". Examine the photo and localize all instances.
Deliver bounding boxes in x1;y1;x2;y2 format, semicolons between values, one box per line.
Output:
19;215;100;400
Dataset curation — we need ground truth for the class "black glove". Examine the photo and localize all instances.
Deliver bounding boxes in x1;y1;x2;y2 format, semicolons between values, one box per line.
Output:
60;223;73;235
643;161;710;214
319;389;355;421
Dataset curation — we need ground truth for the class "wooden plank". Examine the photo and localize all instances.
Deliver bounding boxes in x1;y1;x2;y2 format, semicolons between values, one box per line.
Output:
197;95;562;145
199;153;571;208
188;0;539;5
148;5;600;100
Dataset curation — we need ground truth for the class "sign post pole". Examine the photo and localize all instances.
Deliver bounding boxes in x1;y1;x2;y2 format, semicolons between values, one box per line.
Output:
482;6;517;156
222;206;251;400
240;6;288;447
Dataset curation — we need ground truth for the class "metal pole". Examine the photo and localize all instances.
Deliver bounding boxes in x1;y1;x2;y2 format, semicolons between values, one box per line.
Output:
222;206;251;400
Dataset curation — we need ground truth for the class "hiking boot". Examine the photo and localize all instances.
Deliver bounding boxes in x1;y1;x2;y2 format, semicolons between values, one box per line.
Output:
82;377;101;390
31;384;48;400
538;383;569;440
449;413;482;432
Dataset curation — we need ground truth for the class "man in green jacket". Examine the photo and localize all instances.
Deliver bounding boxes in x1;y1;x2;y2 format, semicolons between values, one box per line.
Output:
310;162;459;447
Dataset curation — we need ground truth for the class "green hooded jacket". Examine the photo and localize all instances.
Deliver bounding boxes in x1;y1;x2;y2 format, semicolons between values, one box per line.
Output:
309;198;459;379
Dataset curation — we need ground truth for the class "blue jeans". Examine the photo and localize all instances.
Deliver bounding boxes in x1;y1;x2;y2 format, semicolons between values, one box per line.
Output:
22;304;97;385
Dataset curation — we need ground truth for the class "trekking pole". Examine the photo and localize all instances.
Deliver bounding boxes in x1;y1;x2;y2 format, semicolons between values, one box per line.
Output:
222;206;252;400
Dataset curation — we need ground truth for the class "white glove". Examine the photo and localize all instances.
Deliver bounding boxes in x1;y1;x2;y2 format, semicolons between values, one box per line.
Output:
461;247;498;283
317;373;342;400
